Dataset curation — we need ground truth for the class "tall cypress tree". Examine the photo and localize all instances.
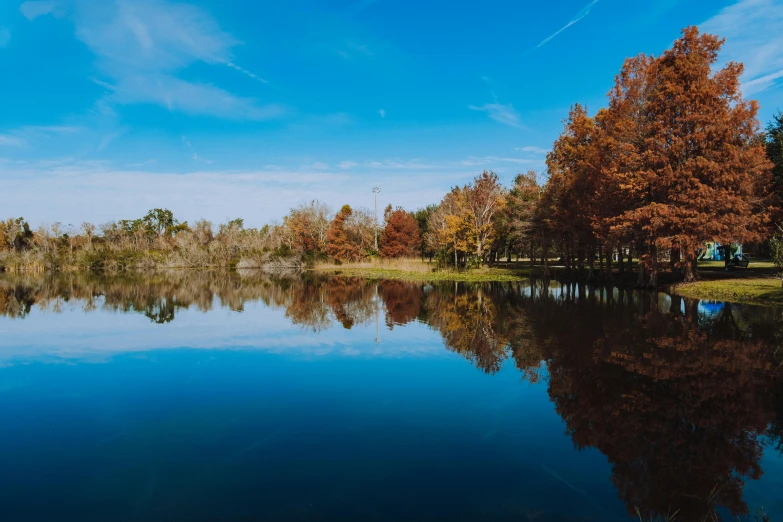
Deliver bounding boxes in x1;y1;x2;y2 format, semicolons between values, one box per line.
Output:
768;111;783;197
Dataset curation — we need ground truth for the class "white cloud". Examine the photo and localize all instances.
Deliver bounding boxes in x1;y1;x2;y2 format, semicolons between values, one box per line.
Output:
515;146;549;154
468;102;523;128
0;135;26;147
22;125;82;134
97;127;128;151
338;40;373;59
23;0;280;119
457;156;535;166
379;108;386;118
701;0;783;95
19;1;56;20
537;0;598;48
0;158;462;228
0;27;10;47
339;161;358;169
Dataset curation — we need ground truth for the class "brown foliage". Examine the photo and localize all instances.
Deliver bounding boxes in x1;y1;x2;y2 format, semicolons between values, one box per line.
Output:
380;207;422;258
325;205;362;262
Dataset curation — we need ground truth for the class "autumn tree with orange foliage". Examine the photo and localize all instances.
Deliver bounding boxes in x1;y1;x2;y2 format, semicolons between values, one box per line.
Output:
380;206;422;258
540;27;774;285
611;27;772;284
325;205;362;262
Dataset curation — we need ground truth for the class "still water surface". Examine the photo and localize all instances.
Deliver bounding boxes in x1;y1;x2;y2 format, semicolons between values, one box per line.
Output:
1;271;782;521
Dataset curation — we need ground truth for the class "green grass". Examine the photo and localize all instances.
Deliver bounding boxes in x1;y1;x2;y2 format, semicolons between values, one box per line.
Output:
697;259;775;270
310;266;531;282
674;277;783;306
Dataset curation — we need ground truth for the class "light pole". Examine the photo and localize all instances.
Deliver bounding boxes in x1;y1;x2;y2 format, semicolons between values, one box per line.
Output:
372;186;382;252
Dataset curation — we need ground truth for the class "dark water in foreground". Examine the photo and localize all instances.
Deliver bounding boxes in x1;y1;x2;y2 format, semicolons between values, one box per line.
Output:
1;272;782;521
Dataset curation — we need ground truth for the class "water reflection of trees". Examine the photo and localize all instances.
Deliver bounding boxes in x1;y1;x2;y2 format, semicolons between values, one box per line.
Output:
2;272;783;518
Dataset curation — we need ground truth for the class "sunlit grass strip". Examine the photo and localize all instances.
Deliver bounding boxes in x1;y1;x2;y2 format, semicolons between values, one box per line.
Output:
310;266;530;282
674;277;783;306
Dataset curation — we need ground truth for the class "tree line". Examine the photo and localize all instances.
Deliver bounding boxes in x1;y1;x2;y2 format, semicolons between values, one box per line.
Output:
2;28;782;283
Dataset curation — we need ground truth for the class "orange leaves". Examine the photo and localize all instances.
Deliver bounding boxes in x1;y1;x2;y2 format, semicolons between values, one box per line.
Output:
538;26;775;283
380;208;421;258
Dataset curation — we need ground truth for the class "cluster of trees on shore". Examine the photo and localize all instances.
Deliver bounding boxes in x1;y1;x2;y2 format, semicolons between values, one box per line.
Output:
2;28;782;284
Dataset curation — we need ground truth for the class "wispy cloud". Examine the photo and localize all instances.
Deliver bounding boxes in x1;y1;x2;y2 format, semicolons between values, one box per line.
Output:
339;161;359;169
23;0;281;120
338;40;373;59
701;0;783;95
457;156;535;166
379;108;386;118
19;1;57;20
22;125;82;135
97;127;128;152
0;135;26;147
468;102;523;128
515;146;549;154
537;0;599;48
181;135;214;164
0;27;10;47
224;61;269;84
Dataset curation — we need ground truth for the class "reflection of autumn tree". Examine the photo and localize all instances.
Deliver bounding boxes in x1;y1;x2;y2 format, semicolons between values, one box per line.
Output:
378;280;423;329
536;295;780;520
5;270;783;522
491;281;547;383
323;277;375;329
425;284;508;374
280;279;331;332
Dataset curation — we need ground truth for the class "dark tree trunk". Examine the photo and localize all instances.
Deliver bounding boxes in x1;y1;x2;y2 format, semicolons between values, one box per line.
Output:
588;246;596;281
542;242;550;279
683;253;699;282
598;244;605;274
637;261;646;288
648;244;658;288
670;247;680;274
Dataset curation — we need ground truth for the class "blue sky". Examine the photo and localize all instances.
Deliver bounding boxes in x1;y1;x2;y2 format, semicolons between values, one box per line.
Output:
1;0;782;228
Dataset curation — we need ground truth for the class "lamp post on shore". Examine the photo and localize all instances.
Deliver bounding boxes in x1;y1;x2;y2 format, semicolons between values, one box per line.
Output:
372;186;382;252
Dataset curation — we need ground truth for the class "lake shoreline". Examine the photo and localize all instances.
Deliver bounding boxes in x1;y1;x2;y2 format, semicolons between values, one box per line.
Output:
5;260;783;307
314;261;783;307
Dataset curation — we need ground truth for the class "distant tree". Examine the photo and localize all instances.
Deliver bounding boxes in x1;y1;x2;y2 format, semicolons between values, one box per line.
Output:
380;206;422;258
412;205;438;259
326;205;362;262
464;171;506;263
502;170;541;262
283;200;330;259
768;111;783;198
80;222;96;250
143;208;178;237
428;187;476;267
0;217;33;251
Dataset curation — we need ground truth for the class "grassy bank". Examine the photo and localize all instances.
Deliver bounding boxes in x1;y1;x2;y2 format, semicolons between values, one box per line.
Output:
671;260;783;306
674;277;783;306
311;258;535;282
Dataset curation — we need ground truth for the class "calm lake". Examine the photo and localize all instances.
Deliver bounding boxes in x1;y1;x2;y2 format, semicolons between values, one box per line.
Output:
1;271;782;521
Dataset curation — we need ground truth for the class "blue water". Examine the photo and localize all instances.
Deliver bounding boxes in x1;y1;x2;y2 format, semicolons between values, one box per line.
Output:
0;274;781;521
